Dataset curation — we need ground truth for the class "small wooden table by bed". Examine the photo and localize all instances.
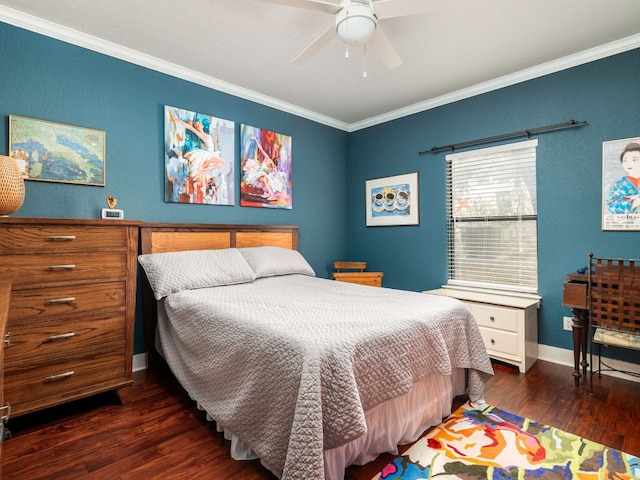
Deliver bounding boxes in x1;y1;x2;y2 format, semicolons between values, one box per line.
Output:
332;261;383;287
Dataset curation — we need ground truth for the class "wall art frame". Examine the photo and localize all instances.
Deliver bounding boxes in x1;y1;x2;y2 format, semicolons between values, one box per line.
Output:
164;105;235;205
366;172;419;226
239;123;292;209
9;115;106;186
602;136;640;231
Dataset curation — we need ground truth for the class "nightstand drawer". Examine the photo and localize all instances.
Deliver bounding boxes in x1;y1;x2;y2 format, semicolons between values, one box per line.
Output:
0;226;126;253
8;281;126;324
1;252;126;286
5;313;125;363
464;302;518;332
478;326;519;357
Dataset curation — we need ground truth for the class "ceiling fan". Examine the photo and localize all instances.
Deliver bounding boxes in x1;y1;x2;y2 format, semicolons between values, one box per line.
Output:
260;0;431;70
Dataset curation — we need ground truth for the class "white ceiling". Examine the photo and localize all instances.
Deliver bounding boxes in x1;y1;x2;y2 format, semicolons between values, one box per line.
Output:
1;0;640;131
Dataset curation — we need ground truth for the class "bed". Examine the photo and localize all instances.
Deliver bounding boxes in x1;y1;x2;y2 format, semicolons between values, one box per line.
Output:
138;223;493;480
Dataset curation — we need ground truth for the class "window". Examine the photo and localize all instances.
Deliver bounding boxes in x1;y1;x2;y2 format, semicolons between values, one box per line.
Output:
446;139;538;294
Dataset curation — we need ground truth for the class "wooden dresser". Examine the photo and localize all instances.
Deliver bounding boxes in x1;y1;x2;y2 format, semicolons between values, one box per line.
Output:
0;218;140;417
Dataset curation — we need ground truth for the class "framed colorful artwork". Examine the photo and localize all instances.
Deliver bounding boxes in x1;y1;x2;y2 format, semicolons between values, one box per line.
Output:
164;105;235;205
366;172;419;226
602;136;640;230
240;124;292;209
9;115;105;186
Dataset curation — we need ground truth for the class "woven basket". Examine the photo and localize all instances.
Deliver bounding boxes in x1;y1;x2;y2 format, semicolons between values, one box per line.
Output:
0;155;25;216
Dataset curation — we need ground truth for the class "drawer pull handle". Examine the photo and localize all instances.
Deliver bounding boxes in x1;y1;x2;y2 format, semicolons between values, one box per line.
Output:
47;264;76;270
46;235;76;241
0;403;10;429
45;371;75;382
4;332;11;346
490;339;495;344
45;297;76;305
489;316;495;321
45;332;76;342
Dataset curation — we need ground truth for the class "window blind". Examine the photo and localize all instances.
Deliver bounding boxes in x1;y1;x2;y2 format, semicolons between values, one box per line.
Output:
446;139;538;293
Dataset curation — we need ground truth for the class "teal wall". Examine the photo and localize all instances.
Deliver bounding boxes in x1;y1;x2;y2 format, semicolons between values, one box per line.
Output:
0;23;350;354
348;48;640;352
2;20;639;358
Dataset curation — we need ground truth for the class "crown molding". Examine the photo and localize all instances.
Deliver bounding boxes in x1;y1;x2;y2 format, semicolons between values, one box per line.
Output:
350;33;640;132
0;5;350;132
1;5;638;133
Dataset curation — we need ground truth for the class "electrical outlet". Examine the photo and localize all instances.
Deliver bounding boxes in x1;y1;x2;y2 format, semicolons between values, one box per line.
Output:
563;316;573;331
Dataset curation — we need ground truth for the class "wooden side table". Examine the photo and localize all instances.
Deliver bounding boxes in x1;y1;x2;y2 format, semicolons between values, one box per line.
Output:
563;273;589;386
332;261;383;287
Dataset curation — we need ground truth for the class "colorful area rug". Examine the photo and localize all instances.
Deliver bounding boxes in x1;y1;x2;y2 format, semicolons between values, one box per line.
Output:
373;401;640;479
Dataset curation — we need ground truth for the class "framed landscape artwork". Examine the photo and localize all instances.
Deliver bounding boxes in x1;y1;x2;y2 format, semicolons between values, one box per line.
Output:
240;124;292;209
164;105;235;205
366;172;419;226
9;115;105;186
602;136;640;230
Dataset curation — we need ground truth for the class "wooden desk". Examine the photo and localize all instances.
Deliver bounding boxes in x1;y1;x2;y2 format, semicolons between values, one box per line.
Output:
562;273;589;386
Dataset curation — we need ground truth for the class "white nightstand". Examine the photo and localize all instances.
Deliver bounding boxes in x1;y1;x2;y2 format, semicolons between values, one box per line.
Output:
425;288;540;373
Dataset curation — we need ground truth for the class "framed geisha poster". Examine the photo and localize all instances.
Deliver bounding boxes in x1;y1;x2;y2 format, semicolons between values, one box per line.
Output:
602;136;640;230
240;124;292;209
164;105;235;205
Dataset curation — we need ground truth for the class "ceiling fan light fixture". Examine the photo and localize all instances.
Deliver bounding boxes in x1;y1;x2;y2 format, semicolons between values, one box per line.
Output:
335;3;377;46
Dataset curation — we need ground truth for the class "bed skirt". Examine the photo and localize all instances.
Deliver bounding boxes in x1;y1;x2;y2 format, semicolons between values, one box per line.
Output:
210;369;465;480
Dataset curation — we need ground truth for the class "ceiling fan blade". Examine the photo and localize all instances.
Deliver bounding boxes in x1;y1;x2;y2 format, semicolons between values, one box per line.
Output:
292;26;337;65
373;0;435;19
369;27;402;69
259;0;341;15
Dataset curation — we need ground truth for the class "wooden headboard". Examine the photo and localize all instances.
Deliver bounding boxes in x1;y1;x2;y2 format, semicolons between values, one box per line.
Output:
140;222;299;254
139;223;300;369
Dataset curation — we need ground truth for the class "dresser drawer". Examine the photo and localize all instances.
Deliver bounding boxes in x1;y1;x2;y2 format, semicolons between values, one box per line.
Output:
1;252;126;287
8;281;126;325
4;347;126;412
0;225;126;253
478;325;519;357
5;313;125;363
464;302;519;332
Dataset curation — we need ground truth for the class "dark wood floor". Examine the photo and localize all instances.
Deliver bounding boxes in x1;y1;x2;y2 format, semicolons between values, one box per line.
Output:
3;359;640;479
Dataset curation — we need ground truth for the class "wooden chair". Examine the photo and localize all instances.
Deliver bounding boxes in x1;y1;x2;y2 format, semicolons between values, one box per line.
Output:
588;254;640;395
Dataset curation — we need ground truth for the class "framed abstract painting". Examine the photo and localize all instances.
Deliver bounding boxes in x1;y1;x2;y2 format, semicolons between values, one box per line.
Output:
164;105;235;205
9;115;105;186
366;172;419;226
240;124;292;209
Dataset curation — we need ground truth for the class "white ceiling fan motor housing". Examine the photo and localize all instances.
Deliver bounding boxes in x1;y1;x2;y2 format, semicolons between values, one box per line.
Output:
335;1;378;45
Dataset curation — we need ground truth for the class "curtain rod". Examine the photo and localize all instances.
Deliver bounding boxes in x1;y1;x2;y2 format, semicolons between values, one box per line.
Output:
419;119;588;155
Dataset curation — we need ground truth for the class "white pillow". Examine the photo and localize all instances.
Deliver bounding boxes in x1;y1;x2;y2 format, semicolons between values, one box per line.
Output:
138;248;256;299
239;246;315;278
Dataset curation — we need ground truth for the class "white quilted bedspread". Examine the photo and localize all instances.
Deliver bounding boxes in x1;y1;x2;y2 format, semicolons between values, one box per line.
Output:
159;275;493;480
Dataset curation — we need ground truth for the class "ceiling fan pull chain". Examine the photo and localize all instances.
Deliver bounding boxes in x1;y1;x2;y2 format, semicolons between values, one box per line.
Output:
363;43;368;78
345;8;350;59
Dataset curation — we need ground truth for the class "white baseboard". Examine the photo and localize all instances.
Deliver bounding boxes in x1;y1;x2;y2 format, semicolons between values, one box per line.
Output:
538;344;640;382
131;345;640;382
133;352;147;372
